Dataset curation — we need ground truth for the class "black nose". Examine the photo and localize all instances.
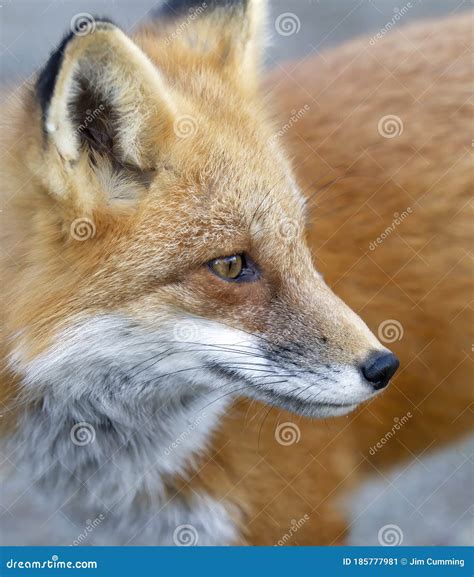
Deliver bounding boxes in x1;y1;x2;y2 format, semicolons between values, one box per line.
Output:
361;352;399;390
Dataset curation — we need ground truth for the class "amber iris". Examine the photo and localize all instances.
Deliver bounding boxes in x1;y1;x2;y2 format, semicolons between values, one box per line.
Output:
208;255;243;280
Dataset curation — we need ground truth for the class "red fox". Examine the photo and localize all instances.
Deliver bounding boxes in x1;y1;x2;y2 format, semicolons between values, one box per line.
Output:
0;1;471;545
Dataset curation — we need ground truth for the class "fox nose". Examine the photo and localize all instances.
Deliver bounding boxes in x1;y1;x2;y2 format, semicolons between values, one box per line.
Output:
361;351;399;390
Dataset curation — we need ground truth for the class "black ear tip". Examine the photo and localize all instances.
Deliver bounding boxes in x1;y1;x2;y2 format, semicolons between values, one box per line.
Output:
35;16;118;119
36;30;75;117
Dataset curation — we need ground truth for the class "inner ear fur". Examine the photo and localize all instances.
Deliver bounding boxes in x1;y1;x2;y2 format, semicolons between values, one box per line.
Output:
37;21;176;174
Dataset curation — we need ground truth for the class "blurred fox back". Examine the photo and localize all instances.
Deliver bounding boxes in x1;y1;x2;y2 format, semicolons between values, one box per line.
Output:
268;11;473;467
199;13;473;544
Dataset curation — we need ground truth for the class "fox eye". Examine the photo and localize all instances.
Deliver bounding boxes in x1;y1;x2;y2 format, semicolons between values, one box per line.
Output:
207;254;259;282
208;255;243;280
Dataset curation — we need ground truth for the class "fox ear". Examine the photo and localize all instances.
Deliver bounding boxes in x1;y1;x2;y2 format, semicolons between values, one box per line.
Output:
155;0;268;86
36;21;175;177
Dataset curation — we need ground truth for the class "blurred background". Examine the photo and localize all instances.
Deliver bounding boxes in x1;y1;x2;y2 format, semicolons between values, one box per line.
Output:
1;0;472;546
1;0;473;84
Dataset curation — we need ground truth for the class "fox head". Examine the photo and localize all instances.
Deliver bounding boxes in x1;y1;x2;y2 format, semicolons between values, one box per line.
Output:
5;0;398;424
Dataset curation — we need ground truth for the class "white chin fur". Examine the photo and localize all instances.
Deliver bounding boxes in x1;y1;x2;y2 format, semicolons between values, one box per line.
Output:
10;313;375;419
6;313;376;545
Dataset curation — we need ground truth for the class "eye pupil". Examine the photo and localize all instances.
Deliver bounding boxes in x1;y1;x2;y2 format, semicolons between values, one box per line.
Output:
207;253;259;283
228;256;241;277
209;254;244;280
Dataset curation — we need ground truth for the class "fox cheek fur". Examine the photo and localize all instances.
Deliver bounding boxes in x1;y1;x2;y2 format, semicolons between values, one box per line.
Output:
1;0;399;545
6;5;391;413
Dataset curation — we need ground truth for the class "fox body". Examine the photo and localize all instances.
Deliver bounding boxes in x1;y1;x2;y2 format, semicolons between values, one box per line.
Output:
201;12;473;545
0;1;471;545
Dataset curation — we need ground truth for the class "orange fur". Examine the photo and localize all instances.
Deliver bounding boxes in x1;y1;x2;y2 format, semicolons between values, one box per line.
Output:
187;13;474;544
0;4;472;546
